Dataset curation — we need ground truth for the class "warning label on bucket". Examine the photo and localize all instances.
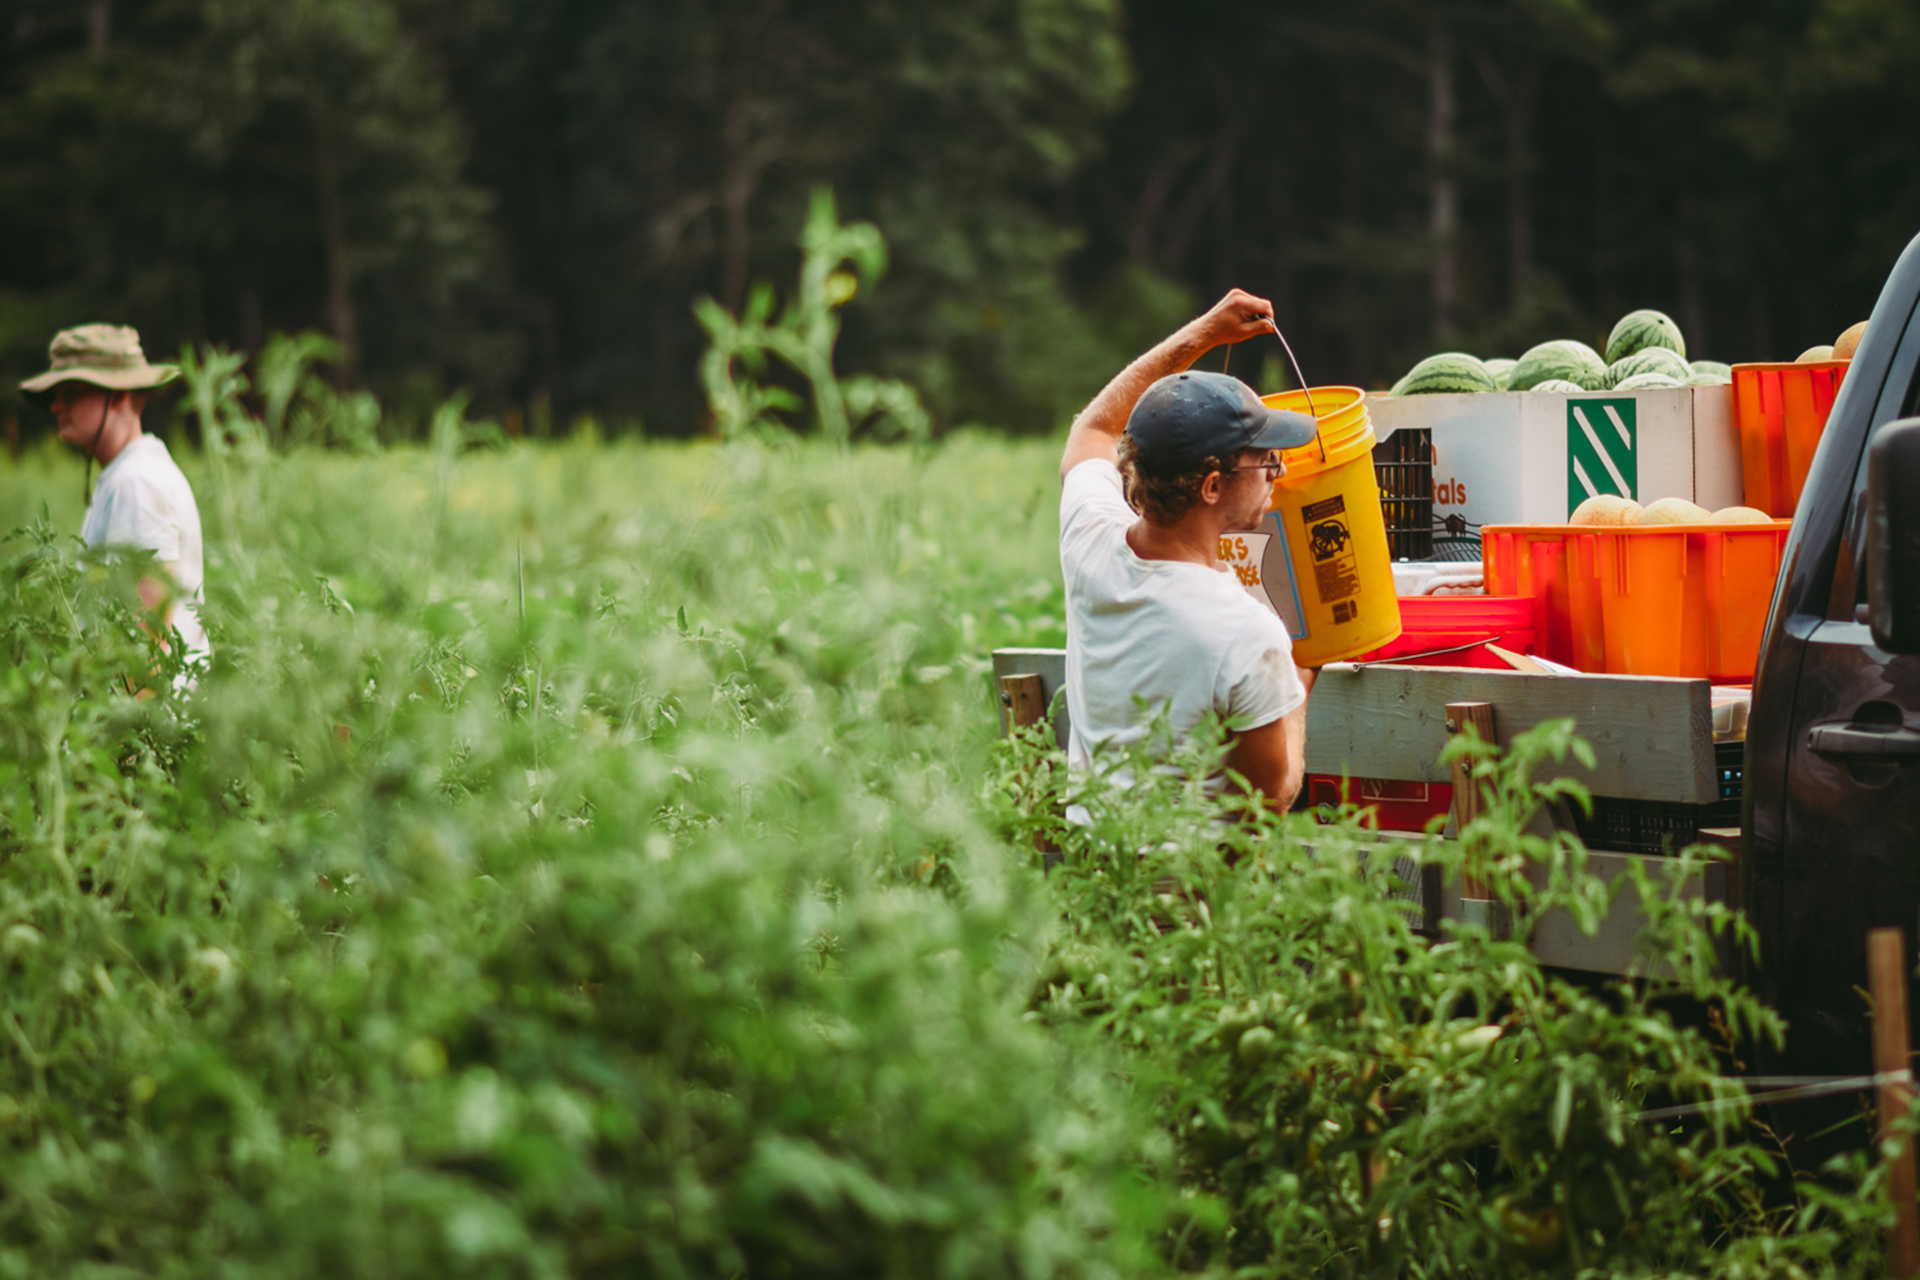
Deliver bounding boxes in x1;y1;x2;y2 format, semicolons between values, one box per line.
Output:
1302;494;1360;606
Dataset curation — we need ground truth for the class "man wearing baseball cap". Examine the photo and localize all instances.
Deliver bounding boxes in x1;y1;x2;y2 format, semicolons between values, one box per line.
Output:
1058;289;1318;810
21;324;210;675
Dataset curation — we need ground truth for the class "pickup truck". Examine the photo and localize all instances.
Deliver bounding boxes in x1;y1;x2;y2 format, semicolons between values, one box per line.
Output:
1745;226;1920;1101
992;226;1920;1154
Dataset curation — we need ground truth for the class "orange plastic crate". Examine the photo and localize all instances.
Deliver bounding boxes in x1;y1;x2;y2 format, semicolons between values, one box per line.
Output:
1700;524;1793;682
1485;522;1790;680
1595;529;1709;677
1482;526;1605;670
1730;361;1848;516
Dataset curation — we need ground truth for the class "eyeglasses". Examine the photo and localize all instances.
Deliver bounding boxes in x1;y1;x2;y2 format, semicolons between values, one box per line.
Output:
1226;454;1286;482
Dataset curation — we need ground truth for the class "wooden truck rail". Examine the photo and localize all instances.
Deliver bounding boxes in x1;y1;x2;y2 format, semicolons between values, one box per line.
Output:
991;648;1733;977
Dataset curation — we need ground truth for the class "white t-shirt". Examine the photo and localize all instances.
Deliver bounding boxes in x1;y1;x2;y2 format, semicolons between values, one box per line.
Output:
1060;460;1304;771
81;435;210;667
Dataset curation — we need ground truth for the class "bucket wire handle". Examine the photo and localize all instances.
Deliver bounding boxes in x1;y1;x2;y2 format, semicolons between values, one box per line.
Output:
1263;316;1327;463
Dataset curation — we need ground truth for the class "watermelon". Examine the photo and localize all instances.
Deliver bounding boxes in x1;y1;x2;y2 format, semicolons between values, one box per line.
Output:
1605;309;1688;363
1797;344;1834;363
1612;371;1685;391
1483;357;1518;390
1606;347;1692;388
1391;352;1498;395
1689;360;1731;379
1510;339;1608;391
1527;379;1585;393
1686;370;1731;386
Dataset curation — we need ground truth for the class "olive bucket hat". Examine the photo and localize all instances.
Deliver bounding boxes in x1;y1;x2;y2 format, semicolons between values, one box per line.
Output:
20;324;179;405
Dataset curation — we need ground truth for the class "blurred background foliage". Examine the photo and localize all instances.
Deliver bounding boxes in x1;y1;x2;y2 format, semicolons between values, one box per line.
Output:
1;0;1918;438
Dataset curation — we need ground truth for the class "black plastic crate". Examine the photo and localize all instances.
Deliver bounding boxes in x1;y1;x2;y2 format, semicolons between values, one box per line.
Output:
1569;741;1745;854
1372;428;1433;561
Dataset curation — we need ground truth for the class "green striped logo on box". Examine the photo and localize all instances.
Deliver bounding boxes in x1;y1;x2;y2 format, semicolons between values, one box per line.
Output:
1566;398;1637;516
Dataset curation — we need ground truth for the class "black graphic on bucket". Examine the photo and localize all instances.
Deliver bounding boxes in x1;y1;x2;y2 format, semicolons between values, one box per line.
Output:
1300;494;1361;610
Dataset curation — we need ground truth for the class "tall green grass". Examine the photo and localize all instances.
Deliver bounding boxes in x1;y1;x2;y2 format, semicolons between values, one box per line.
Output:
0;431;1144;1278
0;426;1900;1278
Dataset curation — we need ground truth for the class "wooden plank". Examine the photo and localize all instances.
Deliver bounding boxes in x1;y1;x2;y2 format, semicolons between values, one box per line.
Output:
991;648;1069;749
1446;701;1496;903
1871;927;1920;1280
1699;826;1742;858
1525;852;1726;975
1304;665;1717;804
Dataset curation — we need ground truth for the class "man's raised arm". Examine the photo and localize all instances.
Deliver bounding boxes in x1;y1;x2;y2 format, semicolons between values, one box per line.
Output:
1059;288;1281;481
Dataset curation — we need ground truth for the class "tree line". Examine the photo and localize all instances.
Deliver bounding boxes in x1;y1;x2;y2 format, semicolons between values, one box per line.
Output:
1;0;1915;439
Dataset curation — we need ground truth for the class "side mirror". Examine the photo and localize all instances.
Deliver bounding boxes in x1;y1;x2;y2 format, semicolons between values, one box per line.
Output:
1868;417;1920;654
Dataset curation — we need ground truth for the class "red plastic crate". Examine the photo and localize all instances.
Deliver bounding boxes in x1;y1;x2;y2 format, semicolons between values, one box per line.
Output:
1353;594;1540;669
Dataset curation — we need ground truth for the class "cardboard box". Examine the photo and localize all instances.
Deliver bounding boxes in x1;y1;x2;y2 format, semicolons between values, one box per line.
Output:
1367;386;1744;539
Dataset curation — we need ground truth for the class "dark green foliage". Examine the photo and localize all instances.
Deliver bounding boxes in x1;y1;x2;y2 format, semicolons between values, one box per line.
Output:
995;714;1896;1277
8;0;1920;433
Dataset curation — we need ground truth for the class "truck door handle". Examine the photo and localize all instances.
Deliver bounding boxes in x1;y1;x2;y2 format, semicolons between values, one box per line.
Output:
1807;723;1920;758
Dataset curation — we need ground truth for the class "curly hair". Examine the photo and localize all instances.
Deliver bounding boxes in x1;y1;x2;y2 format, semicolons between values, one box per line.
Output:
1115;433;1232;527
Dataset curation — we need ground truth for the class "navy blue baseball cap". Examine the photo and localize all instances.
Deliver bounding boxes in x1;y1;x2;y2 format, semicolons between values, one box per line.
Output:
1124;371;1319;476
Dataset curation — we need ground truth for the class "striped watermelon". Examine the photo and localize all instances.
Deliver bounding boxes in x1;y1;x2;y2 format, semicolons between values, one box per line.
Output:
1391;352;1498;395
1612;371;1685;391
1689;360;1731;379
1605;347;1691;388
1686;370;1731;386
1527;379;1584;393
1510;339;1609;391
1605;309;1688;363
1483;357;1518;390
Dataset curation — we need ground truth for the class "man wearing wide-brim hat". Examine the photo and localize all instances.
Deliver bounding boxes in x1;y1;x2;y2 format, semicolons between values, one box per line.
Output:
21;323;210;673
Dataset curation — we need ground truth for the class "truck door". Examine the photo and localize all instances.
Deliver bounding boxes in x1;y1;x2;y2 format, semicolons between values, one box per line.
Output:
1756;286;1920;1117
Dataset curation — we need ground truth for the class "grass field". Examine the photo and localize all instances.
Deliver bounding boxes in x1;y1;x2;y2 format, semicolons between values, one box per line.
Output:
0;429;1898;1277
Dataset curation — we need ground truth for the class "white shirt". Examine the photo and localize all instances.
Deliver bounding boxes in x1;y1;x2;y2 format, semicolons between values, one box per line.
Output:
81;435;210;667
1060;460;1304;771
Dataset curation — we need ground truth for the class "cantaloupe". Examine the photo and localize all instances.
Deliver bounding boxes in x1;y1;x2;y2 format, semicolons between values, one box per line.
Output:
1637;497;1711;525
1797;344;1835;363
1712;506;1773;524
1570;494;1642;526
1834;321;1867;362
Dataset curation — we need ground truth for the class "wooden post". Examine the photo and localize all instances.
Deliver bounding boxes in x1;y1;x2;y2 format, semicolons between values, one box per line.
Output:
998;673;1057;865
1445;701;1496;899
1870;927;1920;1280
999;674;1047;734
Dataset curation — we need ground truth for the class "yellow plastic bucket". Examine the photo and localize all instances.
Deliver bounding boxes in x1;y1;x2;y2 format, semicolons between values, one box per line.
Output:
1257;388;1402;666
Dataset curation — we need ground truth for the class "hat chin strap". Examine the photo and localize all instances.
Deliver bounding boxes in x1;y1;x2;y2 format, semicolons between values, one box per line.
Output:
83;393;112;506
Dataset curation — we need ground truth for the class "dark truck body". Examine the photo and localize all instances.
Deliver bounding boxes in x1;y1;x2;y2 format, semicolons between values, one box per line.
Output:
1745;228;1920;1097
